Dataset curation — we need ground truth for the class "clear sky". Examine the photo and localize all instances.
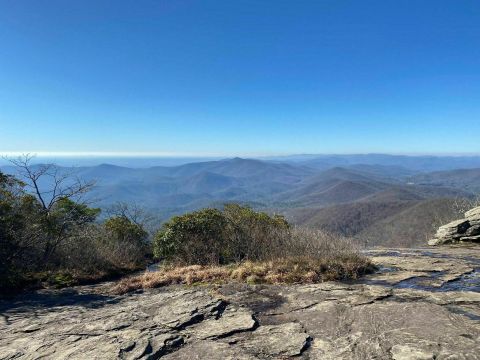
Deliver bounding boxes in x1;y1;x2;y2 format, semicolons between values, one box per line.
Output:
1;0;480;156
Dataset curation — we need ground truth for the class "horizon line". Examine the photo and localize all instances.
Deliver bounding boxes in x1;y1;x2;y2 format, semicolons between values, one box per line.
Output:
2;151;480;158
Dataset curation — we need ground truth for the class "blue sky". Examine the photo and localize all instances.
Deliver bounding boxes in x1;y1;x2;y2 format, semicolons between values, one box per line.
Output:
1;0;479;156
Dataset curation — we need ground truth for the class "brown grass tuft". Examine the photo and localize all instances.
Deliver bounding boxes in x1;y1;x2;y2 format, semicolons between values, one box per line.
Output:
112;254;375;294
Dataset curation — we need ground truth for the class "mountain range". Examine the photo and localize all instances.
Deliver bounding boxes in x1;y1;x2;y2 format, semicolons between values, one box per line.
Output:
2;154;480;247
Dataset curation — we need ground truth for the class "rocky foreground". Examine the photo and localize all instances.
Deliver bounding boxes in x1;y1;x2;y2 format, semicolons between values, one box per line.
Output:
1;247;480;360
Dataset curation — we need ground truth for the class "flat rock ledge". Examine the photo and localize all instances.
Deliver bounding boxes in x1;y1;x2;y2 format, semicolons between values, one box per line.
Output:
0;288;310;360
429;205;480;245
1;247;480;359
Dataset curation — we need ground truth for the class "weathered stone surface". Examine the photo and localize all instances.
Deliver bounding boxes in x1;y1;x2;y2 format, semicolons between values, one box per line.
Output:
465;206;480;220
162;340;256;360
0;289;229;360
437;219;470;235
430;206;480;245
390;344;436;360
428;238;442;246
150;291;225;329
470;218;480;226
189;306;257;339
433;222;469;244
394;287;480;304
465;224;480;237
239;322;310;357
1;247;480;359
429;237;453;245
362;269;432;285
460;235;480;243
370;254;474;274
284;291;480;360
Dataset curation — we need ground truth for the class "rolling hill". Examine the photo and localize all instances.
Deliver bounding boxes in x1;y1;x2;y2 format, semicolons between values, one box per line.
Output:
2;156;480;244
272;154;480;172
408;168;480;194
354;198;466;247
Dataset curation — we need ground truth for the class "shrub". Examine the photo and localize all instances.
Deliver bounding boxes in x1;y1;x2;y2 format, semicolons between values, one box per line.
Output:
102;216;150;265
56;223;148;275
104;216;148;246
0;173;39;291
153;205;291;265
223;203;290;261
0;167;151;293
153;208;230;265
145;205;375;293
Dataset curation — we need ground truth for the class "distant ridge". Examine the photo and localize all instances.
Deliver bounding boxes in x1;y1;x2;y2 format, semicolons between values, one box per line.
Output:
4;153;480;170
2;157;479;238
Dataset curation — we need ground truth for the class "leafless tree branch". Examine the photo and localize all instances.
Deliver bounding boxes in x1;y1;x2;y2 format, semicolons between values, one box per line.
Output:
7;154;96;211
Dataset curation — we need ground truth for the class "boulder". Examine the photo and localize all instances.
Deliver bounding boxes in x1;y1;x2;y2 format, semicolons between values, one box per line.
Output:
433;220;470;245
465;206;480;220
428;207;480;246
436;219;470;239
433;234;456;244
465;225;480;237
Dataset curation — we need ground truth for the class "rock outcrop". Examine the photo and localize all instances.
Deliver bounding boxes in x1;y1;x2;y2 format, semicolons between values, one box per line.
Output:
428;206;480;246
1;247;480;359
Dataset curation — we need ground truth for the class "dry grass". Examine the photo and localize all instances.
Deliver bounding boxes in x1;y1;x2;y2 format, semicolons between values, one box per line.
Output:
113;254;375;294
113;227;376;294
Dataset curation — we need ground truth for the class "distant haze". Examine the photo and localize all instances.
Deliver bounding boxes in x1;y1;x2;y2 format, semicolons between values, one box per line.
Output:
0;155;224;168
2;154;480;212
2;153;480;168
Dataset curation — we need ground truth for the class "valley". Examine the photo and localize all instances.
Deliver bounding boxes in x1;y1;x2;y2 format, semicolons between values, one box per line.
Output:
3;155;479;247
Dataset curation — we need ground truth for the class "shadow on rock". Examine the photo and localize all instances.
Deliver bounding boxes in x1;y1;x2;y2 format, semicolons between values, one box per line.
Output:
0;288;121;315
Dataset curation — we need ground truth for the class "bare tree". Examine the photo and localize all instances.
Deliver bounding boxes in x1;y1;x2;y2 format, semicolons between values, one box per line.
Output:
7;154;98;265
8;154;95;211
106;202;146;225
106;201;156;235
451;195;480;215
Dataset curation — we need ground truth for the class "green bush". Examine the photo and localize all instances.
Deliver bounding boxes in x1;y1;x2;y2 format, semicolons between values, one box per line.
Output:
153;205;290;265
223;203;290;261
104;216;148;246
153;208;230;265
0;173;37;291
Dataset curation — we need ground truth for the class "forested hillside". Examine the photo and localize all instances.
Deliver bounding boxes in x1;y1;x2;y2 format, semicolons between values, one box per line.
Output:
2;155;479;248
